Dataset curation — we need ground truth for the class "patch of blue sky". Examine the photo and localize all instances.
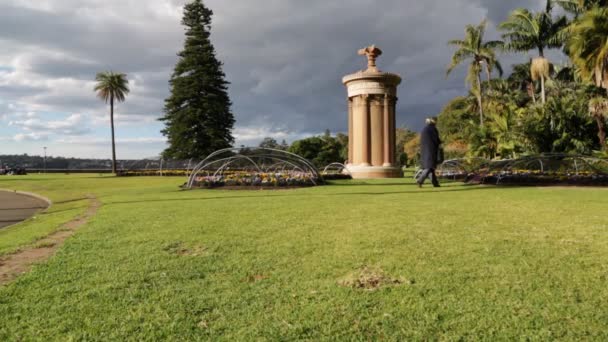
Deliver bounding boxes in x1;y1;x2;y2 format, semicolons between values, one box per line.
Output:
0;125;13;136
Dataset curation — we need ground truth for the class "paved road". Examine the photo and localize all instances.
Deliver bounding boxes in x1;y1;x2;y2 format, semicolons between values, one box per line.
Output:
0;191;49;229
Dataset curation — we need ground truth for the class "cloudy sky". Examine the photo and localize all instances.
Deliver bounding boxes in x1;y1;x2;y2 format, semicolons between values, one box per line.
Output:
0;0;567;159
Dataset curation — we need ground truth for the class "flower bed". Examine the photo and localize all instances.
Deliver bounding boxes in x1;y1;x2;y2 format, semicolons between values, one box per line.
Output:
190;172;318;189
442;155;608;186
484;171;608;186
185;147;324;189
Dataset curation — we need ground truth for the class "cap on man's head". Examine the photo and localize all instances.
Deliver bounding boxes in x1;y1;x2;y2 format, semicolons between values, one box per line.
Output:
425;117;437;125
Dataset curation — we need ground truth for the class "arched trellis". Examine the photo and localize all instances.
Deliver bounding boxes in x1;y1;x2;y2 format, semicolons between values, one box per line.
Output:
437;154;608;186
209;156;307;178
320;163;353;180
322;163;351;175
186;147;323;189
436;158;490;181
480;154;608;185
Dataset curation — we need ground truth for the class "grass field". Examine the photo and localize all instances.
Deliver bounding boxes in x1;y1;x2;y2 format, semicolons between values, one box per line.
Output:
1;174;608;340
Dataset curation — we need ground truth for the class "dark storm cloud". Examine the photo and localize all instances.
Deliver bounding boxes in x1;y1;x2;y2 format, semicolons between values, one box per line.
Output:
0;3;181;73
204;0;542;132
25;55;102;80
1;0;552;148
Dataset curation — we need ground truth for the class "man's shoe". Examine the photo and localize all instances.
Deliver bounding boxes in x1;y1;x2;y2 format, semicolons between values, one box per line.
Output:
417;182;423;188
433;184;441;188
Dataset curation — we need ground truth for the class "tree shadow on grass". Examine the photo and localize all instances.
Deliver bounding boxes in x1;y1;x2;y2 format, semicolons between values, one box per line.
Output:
326;180;468;187
326;182;420;187
328;185;501;197
105;184;502;206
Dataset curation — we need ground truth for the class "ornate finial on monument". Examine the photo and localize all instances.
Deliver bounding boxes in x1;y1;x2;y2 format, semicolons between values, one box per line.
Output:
358;45;383;72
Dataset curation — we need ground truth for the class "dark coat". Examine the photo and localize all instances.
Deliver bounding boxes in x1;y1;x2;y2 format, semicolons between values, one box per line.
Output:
420;124;441;169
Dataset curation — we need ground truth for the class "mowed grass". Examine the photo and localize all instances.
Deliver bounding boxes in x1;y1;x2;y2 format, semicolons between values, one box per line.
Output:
1;174;608;340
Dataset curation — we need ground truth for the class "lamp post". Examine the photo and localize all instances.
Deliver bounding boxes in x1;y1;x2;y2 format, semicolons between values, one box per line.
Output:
43;146;47;174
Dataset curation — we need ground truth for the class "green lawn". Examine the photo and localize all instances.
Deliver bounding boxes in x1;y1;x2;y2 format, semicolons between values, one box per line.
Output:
1;174;608;340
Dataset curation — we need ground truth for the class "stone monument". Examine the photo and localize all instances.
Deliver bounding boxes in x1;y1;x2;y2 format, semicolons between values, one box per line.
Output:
343;45;402;178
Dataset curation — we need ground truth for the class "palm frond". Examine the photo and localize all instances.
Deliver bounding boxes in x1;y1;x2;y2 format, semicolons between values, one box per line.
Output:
493;59;504;77
567;7;608;86
446;49;473;76
94;71;130;104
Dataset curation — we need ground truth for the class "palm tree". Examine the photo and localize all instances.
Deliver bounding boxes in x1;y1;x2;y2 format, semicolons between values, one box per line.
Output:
589;97;608;149
567;7;608;93
94;72;130;174
556;0;608;17
499;0;569;104
447;20;504;126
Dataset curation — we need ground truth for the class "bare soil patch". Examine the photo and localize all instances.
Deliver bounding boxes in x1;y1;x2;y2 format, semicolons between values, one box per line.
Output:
338;266;412;291
242;274;268;283
163;241;208;256
0;196;101;286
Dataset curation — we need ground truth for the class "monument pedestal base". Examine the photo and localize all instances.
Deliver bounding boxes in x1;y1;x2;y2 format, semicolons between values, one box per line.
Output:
346;164;402;179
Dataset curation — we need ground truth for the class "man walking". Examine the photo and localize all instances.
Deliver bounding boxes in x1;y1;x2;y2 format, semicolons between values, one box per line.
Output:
417;117;442;188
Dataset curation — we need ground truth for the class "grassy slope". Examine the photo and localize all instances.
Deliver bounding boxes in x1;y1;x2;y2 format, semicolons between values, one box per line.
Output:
1;175;607;340
0;174;177;255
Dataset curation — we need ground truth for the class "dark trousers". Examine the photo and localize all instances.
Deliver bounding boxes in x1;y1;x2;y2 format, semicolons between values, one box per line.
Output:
418;168;439;186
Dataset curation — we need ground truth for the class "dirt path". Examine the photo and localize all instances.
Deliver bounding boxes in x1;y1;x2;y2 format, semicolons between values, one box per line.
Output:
0;190;50;229
0;197;101;286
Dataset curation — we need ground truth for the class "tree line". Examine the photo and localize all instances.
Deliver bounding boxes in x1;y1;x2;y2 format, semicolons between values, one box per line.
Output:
441;0;608;159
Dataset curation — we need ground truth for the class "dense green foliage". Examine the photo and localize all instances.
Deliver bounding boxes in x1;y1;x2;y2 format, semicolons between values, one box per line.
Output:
288;131;348;168
439;75;604;158
94;72;130;173
396;127;419;166
1;175;608;340
160;0;234;159
441;0;608;158
258;137;289;150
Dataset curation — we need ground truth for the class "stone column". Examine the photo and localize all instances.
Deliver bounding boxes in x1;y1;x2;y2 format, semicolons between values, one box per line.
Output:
348;98;354;165
352;96;362;165
360;95;371;166
383;94;391;166
391;97;398;164
370;96;384;166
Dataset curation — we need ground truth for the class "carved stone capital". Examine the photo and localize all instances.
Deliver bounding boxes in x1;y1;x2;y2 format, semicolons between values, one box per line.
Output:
358;45;383;72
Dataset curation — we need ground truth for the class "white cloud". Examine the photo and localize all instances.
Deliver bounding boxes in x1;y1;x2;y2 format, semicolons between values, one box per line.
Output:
13;132;49;142
9;113;91;136
56;136;167;145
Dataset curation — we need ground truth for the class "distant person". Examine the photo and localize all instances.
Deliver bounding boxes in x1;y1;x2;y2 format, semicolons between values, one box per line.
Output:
417;117;442;188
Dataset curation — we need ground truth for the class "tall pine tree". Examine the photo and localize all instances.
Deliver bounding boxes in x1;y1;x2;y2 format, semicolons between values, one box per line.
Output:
160;0;235;159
